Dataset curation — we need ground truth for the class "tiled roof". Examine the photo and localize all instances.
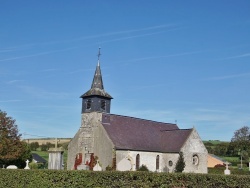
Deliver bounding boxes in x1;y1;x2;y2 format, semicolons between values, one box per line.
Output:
102;114;192;153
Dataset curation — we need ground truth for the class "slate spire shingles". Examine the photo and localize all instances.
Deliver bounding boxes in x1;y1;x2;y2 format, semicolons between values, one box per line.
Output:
80;48;112;99
91;47;103;90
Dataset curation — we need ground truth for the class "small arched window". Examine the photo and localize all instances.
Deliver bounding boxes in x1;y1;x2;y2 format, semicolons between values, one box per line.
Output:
86;99;91;109
101;100;106;110
156;155;160;170
192;155;199;166
136;154;140;170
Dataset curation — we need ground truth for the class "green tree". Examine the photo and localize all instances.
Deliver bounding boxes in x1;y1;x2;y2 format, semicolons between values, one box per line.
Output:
231;126;250;142
229;126;250;157
0;110;32;168
214;143;229;156
40;144;48;151
175;152;185;173
29;142;39;151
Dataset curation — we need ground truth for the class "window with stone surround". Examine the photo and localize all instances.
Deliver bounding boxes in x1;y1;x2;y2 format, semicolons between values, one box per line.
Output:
192;155;199;165
156;155;159;170
168;160;173;167
101;100;106;110
86;99;91;109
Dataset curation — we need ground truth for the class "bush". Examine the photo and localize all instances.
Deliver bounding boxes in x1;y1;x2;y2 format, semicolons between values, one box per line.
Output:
175;152;185;173
137;164;149;171
0;170;250;187
29;162;38;169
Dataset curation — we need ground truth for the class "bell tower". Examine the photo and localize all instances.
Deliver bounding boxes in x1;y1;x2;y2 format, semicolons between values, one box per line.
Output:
80;48;113;113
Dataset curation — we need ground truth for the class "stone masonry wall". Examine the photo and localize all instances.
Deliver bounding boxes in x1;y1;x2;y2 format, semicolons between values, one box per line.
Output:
67;112;114;170
181;128;208;173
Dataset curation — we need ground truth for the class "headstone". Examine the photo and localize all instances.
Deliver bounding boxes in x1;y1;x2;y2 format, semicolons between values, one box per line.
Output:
224;161;230;175
93;161;102;171
24;159;30;169
6;165;18;169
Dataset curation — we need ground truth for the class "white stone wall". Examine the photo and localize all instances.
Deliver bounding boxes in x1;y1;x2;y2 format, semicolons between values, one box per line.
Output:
116;150;164;172
162;153;180;173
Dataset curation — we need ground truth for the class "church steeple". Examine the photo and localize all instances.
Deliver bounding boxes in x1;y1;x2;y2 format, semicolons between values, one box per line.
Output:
91;48;104;90
80;48;112;114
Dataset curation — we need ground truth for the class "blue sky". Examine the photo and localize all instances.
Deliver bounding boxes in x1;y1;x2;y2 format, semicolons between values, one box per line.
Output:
1;1;250;141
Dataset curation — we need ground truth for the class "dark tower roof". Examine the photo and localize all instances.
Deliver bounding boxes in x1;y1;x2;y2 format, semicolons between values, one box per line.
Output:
80;48;113;99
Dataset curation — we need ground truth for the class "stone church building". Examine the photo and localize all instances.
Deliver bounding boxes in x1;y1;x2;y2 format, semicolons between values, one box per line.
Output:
67;50;208;173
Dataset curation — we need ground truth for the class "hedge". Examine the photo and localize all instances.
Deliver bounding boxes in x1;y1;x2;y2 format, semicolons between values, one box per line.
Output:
0;170;250;188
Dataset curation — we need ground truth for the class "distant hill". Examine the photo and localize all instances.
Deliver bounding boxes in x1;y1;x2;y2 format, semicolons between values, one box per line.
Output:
203;140;229;145
23;138;71;145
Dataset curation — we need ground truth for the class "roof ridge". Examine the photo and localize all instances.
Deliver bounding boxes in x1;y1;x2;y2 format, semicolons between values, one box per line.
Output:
103;113;177;125
161;128;192;132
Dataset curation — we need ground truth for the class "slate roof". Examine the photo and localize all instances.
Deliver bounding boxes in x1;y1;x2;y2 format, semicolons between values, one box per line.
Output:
32;153;47;163
102;113;192;153
80;61;112;99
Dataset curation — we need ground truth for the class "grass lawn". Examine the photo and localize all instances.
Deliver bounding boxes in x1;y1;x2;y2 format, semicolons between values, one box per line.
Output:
221;156;240;163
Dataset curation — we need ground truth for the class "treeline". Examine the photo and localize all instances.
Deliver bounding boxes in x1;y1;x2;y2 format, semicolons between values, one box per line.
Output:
204;126;250;165
29;142;69;151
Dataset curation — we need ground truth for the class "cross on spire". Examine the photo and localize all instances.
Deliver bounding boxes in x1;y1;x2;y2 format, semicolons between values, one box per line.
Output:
97;47;101;65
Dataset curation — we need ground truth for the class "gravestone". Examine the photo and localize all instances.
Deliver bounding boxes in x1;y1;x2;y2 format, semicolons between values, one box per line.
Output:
93;160;102;171
24;159;30;169
224;161;230;175
6;165;18;169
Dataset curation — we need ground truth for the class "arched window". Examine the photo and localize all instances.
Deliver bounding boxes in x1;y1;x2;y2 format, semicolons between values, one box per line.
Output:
192;155;199;166
101;100;106;110
156;155;160;170
86;99;91;109
136;154;140;170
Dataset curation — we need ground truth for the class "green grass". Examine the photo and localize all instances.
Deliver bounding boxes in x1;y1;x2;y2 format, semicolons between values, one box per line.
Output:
32;148;68;169
221;156;240;163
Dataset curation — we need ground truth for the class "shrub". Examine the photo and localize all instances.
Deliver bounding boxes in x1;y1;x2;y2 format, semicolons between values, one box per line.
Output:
29;162;38;169
137;164;149;171
0;170;250;187
175;152;185;172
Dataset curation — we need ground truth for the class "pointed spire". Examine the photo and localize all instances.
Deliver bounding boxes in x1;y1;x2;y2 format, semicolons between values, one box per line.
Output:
91;47;104;89
80;48;112;99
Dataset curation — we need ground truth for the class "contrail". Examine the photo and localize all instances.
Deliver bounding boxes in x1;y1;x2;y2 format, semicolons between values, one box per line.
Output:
0;47;77;62
2;24;179;50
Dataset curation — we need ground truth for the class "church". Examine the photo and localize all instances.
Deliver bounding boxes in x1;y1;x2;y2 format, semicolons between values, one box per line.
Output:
67;49;208;173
